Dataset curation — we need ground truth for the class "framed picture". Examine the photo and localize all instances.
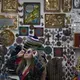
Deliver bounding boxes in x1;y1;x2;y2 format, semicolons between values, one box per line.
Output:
0;15;18;30
23;2;40;25
62;0;72;12
19;27;29;36
1;0;18;12
73;0;80;9
0;30;15;46
45;14;65;28
44;0;60;12
74;33;80;48
34;28;43;37
54;47;63;57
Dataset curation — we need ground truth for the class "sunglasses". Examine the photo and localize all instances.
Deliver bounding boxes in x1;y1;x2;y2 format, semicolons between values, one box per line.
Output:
23;48;32;54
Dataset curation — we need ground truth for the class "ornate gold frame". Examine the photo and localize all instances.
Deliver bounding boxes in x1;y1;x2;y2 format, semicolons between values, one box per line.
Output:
62;0;72;12
45;14;65;28
1;0;18;12
0;15;18;30
0;29;15;46
44;0;60;12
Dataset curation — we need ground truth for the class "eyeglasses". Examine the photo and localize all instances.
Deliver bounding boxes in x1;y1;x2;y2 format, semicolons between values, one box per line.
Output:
23;48;32;54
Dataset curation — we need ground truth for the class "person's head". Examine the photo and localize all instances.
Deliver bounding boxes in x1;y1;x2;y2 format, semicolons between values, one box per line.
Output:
22;36;44;59
23;48;37;60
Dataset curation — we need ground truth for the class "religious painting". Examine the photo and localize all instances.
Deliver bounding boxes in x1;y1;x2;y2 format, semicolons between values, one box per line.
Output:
19;27;29;36
73;0;80;9
34;28;43;37
1;0;18;12
0;30;15;46
0;15;18;30
45;14;65;28
54;47;63;57
62;0;72;12
74;33;80;48
23;3;40;25
44;0;60;12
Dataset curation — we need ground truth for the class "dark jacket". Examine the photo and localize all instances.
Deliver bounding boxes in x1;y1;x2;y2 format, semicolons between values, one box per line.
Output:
10;55;45;80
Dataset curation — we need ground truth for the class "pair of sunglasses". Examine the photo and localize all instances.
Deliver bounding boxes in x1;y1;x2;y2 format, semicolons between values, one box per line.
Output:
23;48;32;54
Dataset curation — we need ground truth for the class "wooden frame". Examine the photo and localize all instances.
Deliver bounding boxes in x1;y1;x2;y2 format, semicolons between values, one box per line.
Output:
23;2;40;25
45;14;65;28
44;0;60;12
1;0;18;12
74;33;80;48
73;0;80;9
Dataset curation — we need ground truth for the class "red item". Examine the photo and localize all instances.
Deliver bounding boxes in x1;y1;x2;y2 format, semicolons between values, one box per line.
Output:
21;65;31;80
15;58;22;64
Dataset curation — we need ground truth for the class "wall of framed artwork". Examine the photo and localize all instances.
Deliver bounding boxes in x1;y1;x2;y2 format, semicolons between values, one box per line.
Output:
0;0;80;80
23;2;40;25
45;14;65;28
1;0;18;12
44;0;60;12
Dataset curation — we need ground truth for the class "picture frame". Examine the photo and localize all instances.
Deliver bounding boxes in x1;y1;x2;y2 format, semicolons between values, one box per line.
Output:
34;28;43;37
0;29;15;46
0;15;18;30
54;47;63;57
1;0;18;12
45;14;65;28
74;33;80;48
73;0;80;9
19;27;29;36
23;2;40;25
62;0;72;12
44;0;60;12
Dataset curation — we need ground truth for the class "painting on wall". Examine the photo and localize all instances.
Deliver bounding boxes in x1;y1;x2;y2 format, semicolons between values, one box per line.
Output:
1;0;18;12
54;47;63;57
19;27;29;36
0;15;18;30
0;30;15;46
74;33;80;48
34;28;43;37
23;3;40;25
45;14;65;28
44;0;60;12
73;0;80;9
62;0;72;12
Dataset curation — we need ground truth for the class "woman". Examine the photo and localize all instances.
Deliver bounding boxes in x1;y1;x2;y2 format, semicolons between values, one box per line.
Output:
10;36;46;80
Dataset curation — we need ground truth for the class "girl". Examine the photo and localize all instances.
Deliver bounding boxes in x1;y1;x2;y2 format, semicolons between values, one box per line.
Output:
10;36;46;80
